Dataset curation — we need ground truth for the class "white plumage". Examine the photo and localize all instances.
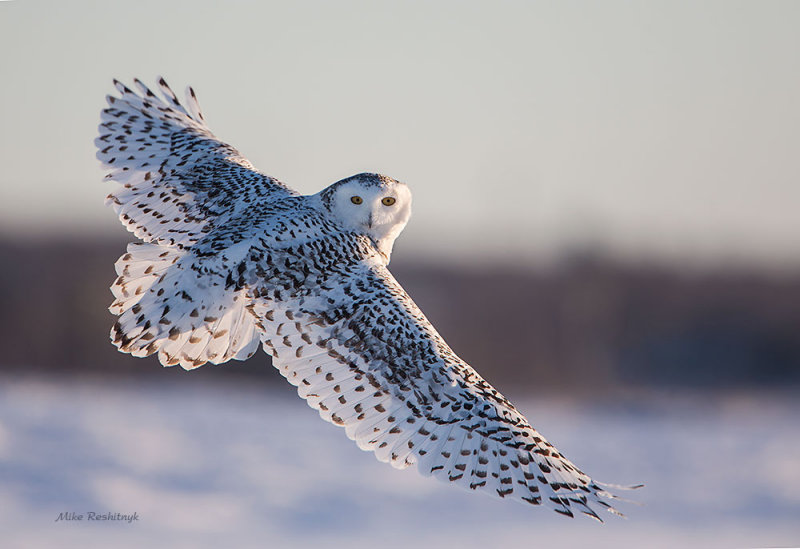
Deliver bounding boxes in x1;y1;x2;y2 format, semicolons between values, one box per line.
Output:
97;77;638;520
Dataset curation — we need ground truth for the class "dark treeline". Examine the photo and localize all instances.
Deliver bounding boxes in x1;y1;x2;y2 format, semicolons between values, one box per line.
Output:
2;237;799;391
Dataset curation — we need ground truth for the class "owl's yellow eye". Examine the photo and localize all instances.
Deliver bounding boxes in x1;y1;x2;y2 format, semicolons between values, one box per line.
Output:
350;196;363;205
381;197;396;206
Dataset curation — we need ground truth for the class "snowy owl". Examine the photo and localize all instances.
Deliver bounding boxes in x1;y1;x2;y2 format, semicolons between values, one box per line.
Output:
97;77;636;521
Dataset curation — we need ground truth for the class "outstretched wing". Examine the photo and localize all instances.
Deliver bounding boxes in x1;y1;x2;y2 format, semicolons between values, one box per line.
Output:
96;77;298;248
249;257;629;520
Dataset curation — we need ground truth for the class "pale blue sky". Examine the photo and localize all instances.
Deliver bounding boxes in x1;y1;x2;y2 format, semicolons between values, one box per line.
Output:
1;1;798;268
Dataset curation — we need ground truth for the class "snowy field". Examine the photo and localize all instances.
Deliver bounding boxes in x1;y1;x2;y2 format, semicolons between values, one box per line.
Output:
1;375;798;548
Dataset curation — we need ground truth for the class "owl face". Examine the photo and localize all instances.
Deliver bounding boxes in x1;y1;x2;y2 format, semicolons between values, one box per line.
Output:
323;173;412;258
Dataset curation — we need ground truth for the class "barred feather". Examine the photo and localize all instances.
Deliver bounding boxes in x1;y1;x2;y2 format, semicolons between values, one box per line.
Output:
109;242;260;369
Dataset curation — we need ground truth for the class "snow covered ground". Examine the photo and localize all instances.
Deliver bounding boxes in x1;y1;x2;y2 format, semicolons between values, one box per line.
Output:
1;375;798;548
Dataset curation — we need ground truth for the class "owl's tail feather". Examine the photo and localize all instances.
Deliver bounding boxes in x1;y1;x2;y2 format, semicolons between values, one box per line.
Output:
109;242;260;369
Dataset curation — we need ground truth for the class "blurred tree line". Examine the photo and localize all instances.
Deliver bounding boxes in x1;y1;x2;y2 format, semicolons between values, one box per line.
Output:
1;237;798;391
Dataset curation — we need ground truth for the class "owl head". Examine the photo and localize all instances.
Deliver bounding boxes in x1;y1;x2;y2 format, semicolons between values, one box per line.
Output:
319;173;412;260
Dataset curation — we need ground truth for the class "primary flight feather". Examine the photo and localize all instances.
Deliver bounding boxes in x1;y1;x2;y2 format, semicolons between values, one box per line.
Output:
97;77;636;520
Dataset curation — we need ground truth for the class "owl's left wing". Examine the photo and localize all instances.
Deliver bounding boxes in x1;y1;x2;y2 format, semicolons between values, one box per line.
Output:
250;261;629;520
97;77;298;248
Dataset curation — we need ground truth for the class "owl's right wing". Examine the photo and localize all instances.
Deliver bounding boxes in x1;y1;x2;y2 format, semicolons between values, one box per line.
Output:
249;257;633;520
96;77;298;248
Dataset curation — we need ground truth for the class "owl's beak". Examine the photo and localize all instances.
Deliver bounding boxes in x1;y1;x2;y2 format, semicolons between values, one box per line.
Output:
367;213;374;229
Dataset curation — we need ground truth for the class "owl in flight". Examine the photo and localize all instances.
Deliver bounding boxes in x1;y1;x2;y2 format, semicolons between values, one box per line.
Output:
97;77;635;521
